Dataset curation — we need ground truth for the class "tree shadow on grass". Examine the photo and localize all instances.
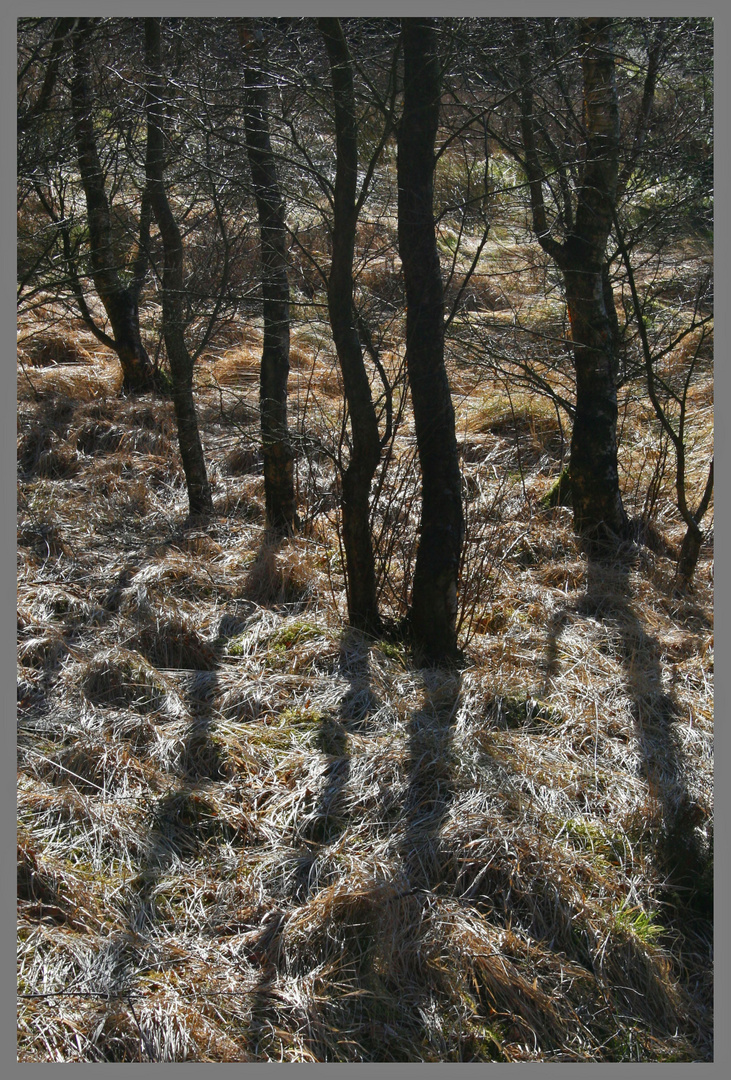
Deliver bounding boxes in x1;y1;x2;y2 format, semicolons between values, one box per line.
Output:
544;555;712;919
399;671;462;894
241;631;375;1058
345;669;464;1060
127;650;228;943
286;628;383;904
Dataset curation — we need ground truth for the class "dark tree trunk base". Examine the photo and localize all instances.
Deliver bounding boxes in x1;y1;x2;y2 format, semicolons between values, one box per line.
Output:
675;525;704;591
263;440;298;539
118;345;156;394
341;463;382;636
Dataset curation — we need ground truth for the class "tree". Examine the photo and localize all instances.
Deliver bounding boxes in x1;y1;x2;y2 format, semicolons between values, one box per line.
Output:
68;18;156;391
317;17;384;634
144;16;213;518
18;17;156;390
613;211;713;589
398;17;464;660
615;19;712;585
514;17;628;552
238;19;298;537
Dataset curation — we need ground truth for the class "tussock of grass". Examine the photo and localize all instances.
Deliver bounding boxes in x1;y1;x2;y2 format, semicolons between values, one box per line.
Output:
79;648;179;714
242;542;328;608
20;331;93;368
131;620;218;672
222;445;261;475
19;354;123;402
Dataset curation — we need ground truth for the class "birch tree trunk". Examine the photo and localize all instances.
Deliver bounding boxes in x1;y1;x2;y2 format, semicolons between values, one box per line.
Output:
318;17;382;634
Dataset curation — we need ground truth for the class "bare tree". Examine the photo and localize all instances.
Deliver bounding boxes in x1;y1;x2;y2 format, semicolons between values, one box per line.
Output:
317;17;383;634
238;19;298;537
398;17;464;661
514;17;629;552
614;212;713;589
144;16;213;519
69;18;155;391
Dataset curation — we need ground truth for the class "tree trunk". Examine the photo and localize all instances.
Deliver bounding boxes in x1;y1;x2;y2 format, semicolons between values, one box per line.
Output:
398;18;464;661
516;17;628;553
676;523;704;590
318;18;382;635
239;22;297;537
563;19;628;549
676;457;713;590
70;19;154;392
145;17;213;519
563;259;627;547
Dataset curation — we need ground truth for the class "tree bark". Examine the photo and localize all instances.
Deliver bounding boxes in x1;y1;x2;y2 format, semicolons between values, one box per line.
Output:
564;19;628;548
563;256;627;547
70;19;155;392
145;17;213;519
239;21;297;537
676;457;713;590
318;18;382;635
517;18;628;553
676;524;703;589
398;18;464;661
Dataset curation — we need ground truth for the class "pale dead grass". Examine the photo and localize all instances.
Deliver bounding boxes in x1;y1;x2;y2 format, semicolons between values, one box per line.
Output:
17;233;712;1064
19;352;124;401
19;330;93;368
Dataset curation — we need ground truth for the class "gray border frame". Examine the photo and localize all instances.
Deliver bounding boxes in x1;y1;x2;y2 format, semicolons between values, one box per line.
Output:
5;2;725;1076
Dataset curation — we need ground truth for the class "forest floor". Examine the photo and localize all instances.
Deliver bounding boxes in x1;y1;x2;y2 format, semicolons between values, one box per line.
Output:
17;239;713;1060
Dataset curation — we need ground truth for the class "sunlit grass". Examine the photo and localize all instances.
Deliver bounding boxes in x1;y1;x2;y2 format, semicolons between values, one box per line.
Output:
17;221;712;1062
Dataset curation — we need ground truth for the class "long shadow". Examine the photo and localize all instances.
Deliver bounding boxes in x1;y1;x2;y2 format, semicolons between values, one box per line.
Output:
544;555;712;918
128;625;229;943
279;660;464;1061
289;632;372;899
289;628;383;903
374;670;462;1055
400;672;462;894
242;631;374;1058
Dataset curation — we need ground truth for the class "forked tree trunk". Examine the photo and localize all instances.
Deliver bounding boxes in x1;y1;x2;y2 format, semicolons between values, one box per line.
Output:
398;18;464;661
145;18;213;519
239;21;297;537
70;19;155;392
517;17;628;553
318;18;382;635
676;457;713;590
677;524;703;588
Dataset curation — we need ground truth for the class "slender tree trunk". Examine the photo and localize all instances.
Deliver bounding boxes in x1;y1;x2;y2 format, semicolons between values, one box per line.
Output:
239;22;297;537
677;524;703;588
563;19;628;548
676;457;713;589
70;19;154;392
612;203;713;589
516;17;628;553
398;18;464;661
318;18;382;634
145;17;213;519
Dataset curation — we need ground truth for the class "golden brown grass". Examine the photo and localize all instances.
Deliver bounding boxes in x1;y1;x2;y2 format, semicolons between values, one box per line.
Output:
17;227;712;1063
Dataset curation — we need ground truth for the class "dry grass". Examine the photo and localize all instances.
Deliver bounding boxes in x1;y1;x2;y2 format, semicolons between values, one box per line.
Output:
17;223;712;1063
